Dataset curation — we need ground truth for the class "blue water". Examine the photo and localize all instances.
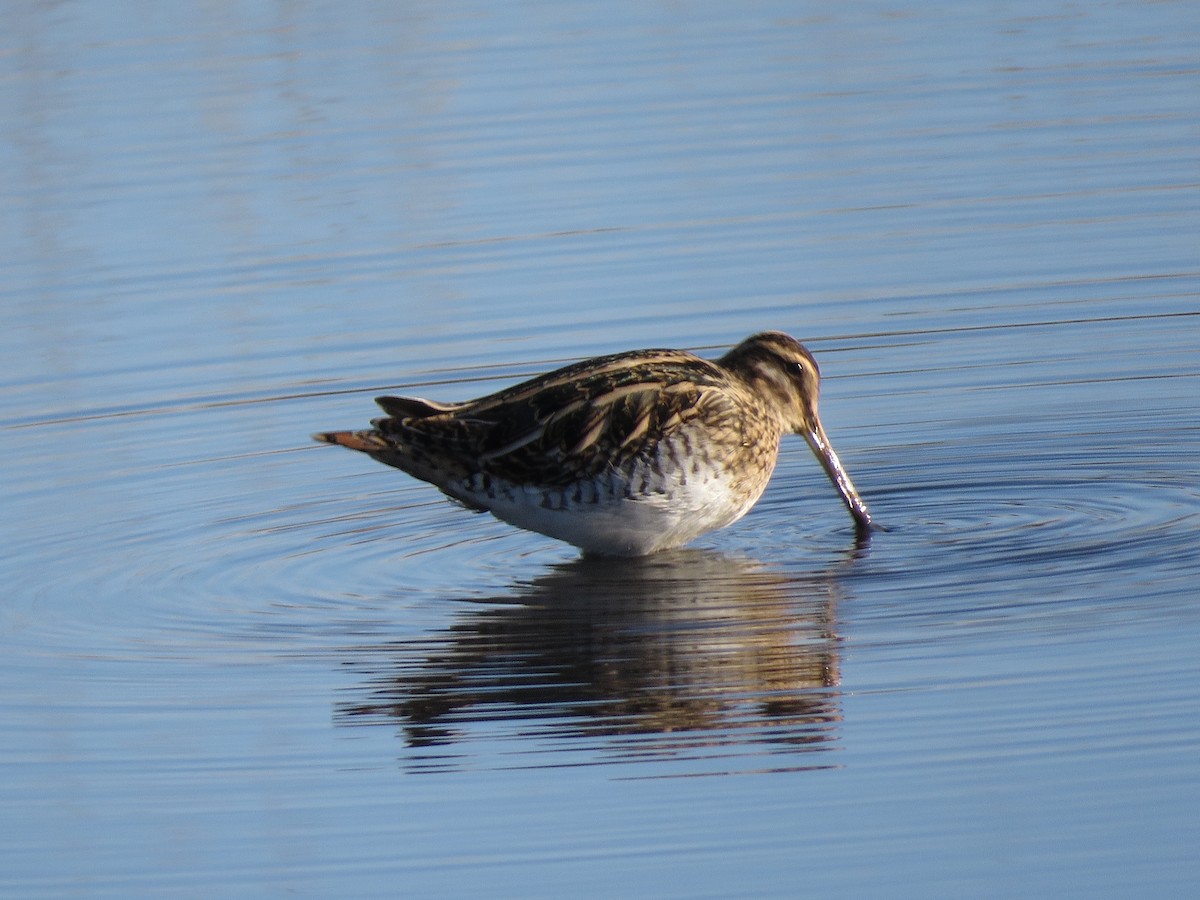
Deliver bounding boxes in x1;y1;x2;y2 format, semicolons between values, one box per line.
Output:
2;1;1199;896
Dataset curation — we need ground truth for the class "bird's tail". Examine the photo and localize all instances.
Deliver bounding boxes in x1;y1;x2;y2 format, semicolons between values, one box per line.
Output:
311;430;388;452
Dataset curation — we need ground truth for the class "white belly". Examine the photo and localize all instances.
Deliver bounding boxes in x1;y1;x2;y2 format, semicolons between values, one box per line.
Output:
458;467;770;557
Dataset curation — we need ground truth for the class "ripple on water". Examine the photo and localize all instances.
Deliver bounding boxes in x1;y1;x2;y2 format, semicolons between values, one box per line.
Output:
849;422;1200;622
1;401;571;661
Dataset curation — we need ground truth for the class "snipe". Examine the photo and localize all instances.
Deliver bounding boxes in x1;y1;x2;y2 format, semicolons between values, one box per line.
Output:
314;331;872;556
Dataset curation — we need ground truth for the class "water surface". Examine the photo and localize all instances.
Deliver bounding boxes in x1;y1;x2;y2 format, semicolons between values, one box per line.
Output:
2;1;1198;896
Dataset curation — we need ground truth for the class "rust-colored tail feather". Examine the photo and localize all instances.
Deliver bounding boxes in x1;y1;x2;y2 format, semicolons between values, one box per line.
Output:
311;430;384;452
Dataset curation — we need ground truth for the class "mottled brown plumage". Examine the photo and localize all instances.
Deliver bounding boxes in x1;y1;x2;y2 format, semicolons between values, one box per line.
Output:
314;331;872;556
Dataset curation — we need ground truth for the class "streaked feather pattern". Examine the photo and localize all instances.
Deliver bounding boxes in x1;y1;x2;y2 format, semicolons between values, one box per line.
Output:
314;332;872;555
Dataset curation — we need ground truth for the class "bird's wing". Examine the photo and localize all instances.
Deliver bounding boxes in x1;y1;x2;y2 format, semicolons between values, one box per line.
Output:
377;352;737;486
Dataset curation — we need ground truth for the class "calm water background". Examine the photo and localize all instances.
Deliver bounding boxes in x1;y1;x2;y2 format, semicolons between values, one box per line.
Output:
3;1;1198;896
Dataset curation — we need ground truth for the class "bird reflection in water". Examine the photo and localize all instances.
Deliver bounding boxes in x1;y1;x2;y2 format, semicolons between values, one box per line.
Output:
337;549;855;772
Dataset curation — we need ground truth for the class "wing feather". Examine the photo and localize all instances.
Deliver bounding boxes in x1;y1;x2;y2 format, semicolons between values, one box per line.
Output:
366;350;740;486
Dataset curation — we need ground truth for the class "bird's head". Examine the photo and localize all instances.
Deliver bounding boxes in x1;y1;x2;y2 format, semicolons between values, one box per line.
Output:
721;331;873;534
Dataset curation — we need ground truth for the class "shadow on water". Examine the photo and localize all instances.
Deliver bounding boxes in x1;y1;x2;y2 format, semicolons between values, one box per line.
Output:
335;547;867;774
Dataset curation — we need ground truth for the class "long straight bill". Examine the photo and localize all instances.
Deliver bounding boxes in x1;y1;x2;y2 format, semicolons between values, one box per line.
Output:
804;423;873;534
